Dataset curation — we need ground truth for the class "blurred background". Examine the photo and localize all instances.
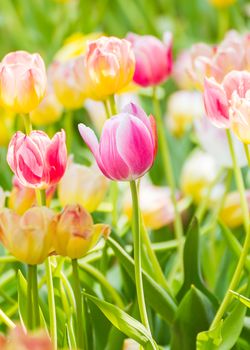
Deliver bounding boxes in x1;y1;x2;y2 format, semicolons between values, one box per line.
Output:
0;0;249;62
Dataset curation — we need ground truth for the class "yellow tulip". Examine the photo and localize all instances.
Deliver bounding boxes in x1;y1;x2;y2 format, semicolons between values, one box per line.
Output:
209;0;236;8
0;207;55;265
58;161;108;212
53;204;110;259
54;32;102;62
180;150;221;204
220;191;250;228
30;84;63;126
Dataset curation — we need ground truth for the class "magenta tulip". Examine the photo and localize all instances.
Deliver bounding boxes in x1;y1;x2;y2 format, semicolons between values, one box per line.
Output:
127;32;172;87
78;103;157;181
7;130;67;189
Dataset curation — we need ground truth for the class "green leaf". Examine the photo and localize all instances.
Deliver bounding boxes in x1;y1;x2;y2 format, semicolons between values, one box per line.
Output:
171;285;214;350
85;293;157;350
230;290;250;308
197;301;247;350
17;270;27;328
177;218;218;307
107;237;177;324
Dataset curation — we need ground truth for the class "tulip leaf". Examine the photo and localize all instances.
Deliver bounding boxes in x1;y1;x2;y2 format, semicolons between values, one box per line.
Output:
230;290;250;308
177;218;218;307
17;270;27;328
107;237;177;324
171;285;214;350
84;292;157;350
196;300;247;350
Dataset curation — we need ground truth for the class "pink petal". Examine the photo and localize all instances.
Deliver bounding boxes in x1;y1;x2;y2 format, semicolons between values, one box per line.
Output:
203;77;230;128
99;118;130;180
78;123;110;178
222;70;250;99
116;115;154;180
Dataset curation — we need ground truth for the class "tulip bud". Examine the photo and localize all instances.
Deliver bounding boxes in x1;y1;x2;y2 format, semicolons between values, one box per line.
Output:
123;339;140;350
51;57;88;109
83;36;135;100
0;51;46;113
53;204;110;259
180;149;221;204
58;161;108;212
127;32;172;87
7;130;67;189
0;207;55;265
78;103;157;181
1;326;52;350
220;191;250;228
166;91;204;137
30;83;63;126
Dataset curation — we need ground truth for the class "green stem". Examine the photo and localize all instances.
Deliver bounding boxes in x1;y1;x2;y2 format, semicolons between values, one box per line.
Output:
31;265;40;328
103;100;111;118
108;94;117;115
152;87;183;267
0;308;16;329
35;189;57;348
209;130;250;329
27;265;33;330
72;259;86;350
130;180;151;332
22;114;32;134
244;144;250;167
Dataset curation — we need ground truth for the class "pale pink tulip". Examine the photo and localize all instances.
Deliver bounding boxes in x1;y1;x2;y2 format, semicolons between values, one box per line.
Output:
84;36;135;100
78;103;157;181
0;51;46;113
7;130;67;188
204;70;250;143
127;32;172;87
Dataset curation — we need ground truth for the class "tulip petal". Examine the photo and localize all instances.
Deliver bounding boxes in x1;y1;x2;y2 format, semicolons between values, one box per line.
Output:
116;115;154;180
78;123;110;178
222;70;250;99
203;77;229;128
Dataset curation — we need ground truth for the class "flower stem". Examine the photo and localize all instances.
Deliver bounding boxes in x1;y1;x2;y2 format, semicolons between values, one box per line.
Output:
35;189;57;349
244;144;250;167
152;87;183;267
27;265;33;330
108;94;117;115
130;180;151;332
22;114;32;134
64;110;73;152
209;130;250;329
72;259;86;350
31;265;40;328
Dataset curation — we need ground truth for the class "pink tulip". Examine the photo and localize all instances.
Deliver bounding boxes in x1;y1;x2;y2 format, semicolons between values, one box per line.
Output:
203;70;250;143
127;32;172;87
78;103;157;181
0;51;46;113
7;130;67;188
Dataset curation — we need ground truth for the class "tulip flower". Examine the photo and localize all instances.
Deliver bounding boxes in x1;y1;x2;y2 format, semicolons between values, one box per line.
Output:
9;177;56;215
173;50;195;90
78;103;157;181
7;130;67;189
0;51;46;113
166;91;204;137
30;83;63;126
58;160;108;212
0;206;55;265
127;32;172;87
83;36;135;100
1;326;53;350
204;70;250;143
51;57;88;109
53;204;110;259
220;191;250;228
54;32;102;62
209;0;236;8
180;149;222;204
